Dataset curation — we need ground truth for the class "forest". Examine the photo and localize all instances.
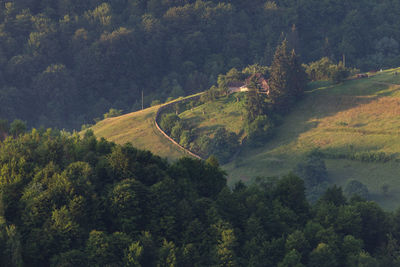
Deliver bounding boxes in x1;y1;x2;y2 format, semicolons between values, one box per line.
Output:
1;129;400;266
1;0;400;129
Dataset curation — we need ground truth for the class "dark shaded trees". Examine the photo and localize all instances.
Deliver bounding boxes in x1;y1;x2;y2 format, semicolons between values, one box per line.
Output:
268;40;308;113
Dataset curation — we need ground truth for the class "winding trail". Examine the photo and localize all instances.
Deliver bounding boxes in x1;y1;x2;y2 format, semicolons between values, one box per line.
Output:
154;93;204;160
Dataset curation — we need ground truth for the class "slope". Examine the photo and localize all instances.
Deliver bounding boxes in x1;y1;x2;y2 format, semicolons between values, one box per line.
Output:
89;68;400;209
88;104;186;160
224;68;400;210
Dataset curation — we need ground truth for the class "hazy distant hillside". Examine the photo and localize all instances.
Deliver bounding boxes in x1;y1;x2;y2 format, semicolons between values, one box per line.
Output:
1;0;400;129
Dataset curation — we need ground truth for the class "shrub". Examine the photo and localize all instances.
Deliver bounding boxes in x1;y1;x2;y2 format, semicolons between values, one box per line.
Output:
246;115;273;145
179;130;192;148
104;108;122;119
151;100;161;106
294;154;328;188
208;127;239;163
9;119;27;136
170;121;184;140
160;113;180;134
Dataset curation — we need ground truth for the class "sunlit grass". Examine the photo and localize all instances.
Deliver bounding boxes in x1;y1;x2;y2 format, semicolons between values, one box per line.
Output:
224;68;400;210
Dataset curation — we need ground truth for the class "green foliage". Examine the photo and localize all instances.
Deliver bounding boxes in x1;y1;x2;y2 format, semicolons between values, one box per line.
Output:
0;119;9;135
103;108;122;119
269;40;308;112
124;241;143;267
179;130;192;148
1;0;400;131
246;115;273;145
151;100;161;106
9;119;27;136
160;113;180;135
330;62;350;84
207;127;239;164
0;126;399;265
344;180;370;200
170;121;184;141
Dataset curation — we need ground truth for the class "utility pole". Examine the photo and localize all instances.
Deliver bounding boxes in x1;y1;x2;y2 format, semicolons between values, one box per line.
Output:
141;90;144;110
342;54;346;67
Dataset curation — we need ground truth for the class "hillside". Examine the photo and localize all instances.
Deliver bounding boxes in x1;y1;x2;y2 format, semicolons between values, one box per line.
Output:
90;67;400;209
225;67;400;210
88;103;186;160
3;0;400;130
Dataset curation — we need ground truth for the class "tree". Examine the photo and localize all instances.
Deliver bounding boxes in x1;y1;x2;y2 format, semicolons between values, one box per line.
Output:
268;39;291;110
157;239;177;267
104;108;122;119
124;241;143;267
288;50;308;99
9;119;26;136
216;226;238;267
160;113;180;134
0;119;9;139
308;243;338;267
274;173;309;223
344;180;369;200
245;82;265;122
278;249;304;267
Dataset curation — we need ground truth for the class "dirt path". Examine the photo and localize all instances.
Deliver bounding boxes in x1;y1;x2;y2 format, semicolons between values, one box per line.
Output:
155;94;204;160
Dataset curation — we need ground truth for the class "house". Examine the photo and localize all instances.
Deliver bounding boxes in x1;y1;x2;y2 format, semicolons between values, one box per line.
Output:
244;73;270;95
356;73;368;79
227;81;246;94
227;73;270;95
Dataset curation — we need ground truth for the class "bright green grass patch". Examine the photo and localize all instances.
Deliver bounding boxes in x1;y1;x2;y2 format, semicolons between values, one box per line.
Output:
179;93;247;139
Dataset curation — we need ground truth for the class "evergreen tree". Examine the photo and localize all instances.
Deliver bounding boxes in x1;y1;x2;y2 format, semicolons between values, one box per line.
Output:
269;40;307;112
288;50;308;99
268;39;292;112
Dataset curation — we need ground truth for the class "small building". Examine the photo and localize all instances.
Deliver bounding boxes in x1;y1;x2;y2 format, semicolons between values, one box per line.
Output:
227;81;245;94
227;73;270;95
244;73;270;95
356;73;368;79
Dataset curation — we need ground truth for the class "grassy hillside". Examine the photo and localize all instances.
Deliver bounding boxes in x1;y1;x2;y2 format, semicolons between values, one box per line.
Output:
87;104;186;161
224;68;400;210
179;93;246;139
89;67;400;209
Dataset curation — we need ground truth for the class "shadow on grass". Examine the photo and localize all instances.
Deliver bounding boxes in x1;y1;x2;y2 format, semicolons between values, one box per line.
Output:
235;76;400;162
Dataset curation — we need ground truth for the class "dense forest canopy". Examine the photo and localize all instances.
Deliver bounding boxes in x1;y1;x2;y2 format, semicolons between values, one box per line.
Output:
1;129;400;266
0;0;400;129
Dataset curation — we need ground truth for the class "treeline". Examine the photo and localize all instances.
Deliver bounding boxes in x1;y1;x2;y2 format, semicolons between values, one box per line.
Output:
1;129;400;266
1;0;400;129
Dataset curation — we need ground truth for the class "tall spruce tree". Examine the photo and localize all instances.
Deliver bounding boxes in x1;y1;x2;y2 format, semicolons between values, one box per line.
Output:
245;74;265;122
269;39;307;112
268;39;292;112
289;49;308;99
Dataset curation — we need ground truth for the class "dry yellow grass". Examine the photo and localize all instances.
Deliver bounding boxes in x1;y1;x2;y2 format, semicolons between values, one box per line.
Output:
87;105;186;161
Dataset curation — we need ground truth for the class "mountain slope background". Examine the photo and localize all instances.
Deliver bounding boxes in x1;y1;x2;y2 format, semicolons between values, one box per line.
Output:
91;68;400;210
2;0;400;129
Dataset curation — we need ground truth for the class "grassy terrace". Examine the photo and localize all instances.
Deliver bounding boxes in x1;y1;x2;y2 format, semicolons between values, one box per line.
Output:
179;93;247;140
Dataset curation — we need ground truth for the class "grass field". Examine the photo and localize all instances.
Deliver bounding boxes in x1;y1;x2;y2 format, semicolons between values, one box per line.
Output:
224;67;400;210
87;103;186;161
179;93;246;139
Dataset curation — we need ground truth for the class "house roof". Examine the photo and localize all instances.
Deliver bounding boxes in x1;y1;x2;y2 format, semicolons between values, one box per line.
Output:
228;81;245;87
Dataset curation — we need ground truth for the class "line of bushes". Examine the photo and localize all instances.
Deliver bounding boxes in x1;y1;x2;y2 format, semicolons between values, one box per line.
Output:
320;150;394;163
